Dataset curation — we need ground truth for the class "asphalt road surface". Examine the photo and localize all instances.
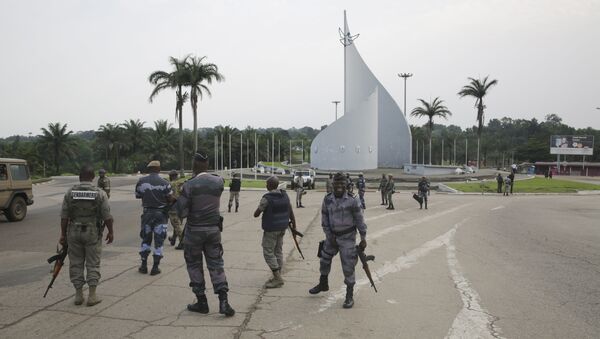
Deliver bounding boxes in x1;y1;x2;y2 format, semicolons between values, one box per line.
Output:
0;176;599;338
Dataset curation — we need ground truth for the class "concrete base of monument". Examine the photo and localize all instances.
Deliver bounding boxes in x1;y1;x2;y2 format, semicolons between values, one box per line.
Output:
403;164;466;176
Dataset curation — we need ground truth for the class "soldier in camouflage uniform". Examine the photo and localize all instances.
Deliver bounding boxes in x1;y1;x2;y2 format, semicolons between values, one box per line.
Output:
59;165;114;306
177;152;235;317
356;173;366;209
325;173;334;194
378;173;388;205
97;169;110;199
228;172;241;213
309;172;367;309
167;170;186;250
135;160;173;276
294;174;305;208
385;174;395;210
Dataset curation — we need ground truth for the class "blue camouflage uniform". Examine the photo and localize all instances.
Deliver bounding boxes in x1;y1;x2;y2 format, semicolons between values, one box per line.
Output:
135;173;172;259
357;175;366;209
320;192;367;285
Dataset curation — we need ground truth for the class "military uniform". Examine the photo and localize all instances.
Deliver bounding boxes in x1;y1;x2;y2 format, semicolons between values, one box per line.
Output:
357;175;366;209
228;176;241;212
61;181;111;302
418;178;429;209
256;189;292;288
97;176;111;199
294;176;304;208
325;175;333;194
168;176;187;248
378;175;388;205
135;172;172;274
177;172;234;316
385;176;395;210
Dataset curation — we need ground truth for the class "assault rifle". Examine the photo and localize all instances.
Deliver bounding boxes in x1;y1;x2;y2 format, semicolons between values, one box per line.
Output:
356;246;377;292
43;243;68;298
288;221;305;259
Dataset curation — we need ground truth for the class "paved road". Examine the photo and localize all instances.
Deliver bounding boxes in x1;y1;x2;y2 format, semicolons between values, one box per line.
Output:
0;177;599;338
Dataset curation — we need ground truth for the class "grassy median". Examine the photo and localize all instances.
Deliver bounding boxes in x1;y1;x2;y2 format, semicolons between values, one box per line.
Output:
224;178;269;189
446;177;600;193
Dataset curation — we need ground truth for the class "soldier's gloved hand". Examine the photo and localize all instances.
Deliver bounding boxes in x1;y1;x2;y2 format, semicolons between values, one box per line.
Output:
358;239;367;250
105;231;114;244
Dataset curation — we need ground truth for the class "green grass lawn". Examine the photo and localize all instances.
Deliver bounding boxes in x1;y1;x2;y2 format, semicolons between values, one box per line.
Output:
446;177;600;193
261;162;288;168
224;178;269;189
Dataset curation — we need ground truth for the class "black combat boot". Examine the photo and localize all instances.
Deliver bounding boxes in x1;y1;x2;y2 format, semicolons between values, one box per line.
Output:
218;291;235;317
235;204;239;213
343;284;354;309
175;241;184;250
150;255;162;276
168;235;176;246
309;275;329;294
138;251;150;274
228;204;232;213
187;294;209;314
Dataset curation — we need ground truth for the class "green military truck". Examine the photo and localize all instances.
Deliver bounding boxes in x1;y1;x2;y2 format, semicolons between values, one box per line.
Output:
0;158;34;222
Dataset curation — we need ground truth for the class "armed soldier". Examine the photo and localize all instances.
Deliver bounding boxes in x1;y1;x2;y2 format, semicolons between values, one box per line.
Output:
253;176;297;288
228;172;241;213
309;172;367;309
135;160;173;275
167;170;185;250
59;165;114;306
378;173;388;205
177;152;235;317
385;174;395;210
418;176;429;210
294;174;305;208
97;169;110;199
357;173;366;209
325;173;334;194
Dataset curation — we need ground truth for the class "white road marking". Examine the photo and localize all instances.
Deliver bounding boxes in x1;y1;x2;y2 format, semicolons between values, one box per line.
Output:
369;204;471;240
490;206;505;211
445;231;504;339
386;299;398;304
317;220;468;312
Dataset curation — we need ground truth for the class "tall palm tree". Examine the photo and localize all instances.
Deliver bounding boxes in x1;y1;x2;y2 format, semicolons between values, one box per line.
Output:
149;56;189;175
39;123;77;175
147;120;176;163
96;123;125;172
122;119;146;154
410;97;452;165
186;56;224;156
458;76;498;168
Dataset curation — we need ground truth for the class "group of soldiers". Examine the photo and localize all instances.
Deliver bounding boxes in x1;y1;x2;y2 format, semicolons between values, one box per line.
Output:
378;173;396;210
57;152;372;315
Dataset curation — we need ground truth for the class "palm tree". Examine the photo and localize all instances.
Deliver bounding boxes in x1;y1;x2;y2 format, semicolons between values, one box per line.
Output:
96;123;125;172
458;76;498;168
186;56;224;156
147;120;176;163
149;56;189;175
410;97;452;165
39;123;77;175
122;119;146;154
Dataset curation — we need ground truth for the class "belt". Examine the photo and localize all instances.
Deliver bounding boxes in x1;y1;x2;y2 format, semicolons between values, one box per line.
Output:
143;207;166;212
332;227;356;236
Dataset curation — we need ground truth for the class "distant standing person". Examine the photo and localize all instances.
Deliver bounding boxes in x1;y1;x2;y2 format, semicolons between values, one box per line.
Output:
385;174;395;210
177;152;235;317
228;172;241;213
549;170;553;179
418;176;429;210
378;173;388;205
135;160;173;275
496;173;504;193
504;176;512;196
356;173;366;209
97;169;110;199
253;176;297;288
508;172;515;194
60;165;114;306
326;173;334;194
167;170;185;250
294;174;305;208
346;173;354;194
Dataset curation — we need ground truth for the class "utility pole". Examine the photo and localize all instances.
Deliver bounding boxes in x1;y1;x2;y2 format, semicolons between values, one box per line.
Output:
332;101;341;121
465;139;468;165
240;133;243;180
228;133;231;174
246;135;249;175
398;73;413;116
254;133;257;180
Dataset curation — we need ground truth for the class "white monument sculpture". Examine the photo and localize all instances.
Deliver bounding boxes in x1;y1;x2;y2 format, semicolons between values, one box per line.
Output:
310;11;412;170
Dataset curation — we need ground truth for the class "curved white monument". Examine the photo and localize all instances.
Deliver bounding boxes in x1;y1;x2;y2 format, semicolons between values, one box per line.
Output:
311;11;412;170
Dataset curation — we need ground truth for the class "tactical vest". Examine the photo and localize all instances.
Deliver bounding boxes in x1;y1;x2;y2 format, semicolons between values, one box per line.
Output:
68;184;101;229
261;191;290;231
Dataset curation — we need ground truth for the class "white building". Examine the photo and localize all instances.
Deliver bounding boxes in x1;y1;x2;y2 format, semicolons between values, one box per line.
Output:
311;11;412;170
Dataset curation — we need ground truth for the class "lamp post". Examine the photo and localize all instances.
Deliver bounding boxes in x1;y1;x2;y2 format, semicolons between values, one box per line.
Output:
332;101;341;121
398;73;413;116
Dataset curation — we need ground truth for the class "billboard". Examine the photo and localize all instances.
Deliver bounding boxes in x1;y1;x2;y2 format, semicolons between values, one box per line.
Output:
550;135;594;155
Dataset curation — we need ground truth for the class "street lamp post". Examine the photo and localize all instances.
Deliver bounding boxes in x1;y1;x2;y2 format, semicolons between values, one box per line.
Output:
398;73;413;116
332;101;341;121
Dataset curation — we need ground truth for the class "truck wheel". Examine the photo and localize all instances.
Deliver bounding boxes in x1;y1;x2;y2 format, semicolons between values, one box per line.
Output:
7;196;27;222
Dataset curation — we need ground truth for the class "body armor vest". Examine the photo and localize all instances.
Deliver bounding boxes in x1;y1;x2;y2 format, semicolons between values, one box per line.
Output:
261;191;290;231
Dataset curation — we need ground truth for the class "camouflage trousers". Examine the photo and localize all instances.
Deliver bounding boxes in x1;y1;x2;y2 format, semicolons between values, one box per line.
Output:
381;190;387;204
140;210;168;257
67;224;102;289
262;230;286;271
358;191;366;209
295;188;304;206
387;191;394;208
319;231;358;285
228;191;240;208
184;228;229;295
168;210;184;242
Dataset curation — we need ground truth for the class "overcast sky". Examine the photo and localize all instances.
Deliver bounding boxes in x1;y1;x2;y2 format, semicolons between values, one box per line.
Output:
1;0;599;137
